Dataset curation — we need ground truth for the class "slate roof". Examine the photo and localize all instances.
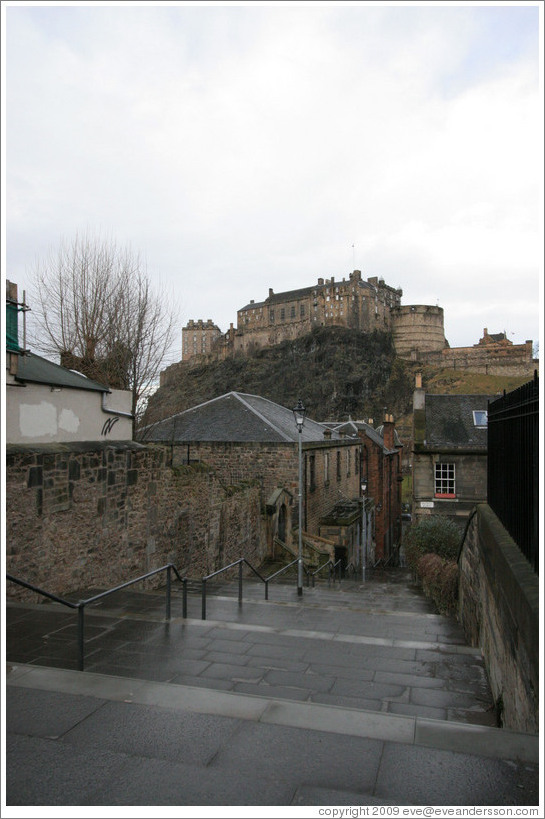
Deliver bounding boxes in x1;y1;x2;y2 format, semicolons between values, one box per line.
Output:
239;277;374;312
142;392;342;444
332;419;401;452
424;394;496;449
14;352;110;393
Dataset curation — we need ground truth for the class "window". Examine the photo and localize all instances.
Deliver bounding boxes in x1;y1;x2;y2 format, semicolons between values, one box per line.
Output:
324;453;329;485
435;463;455;498
280;308;285;320
269;310;275;322
309;454;316;492
346;449;351;476
309;455;316;492
336;451;341;480
473;410;488;428
290;305;296;318
300;304;305;317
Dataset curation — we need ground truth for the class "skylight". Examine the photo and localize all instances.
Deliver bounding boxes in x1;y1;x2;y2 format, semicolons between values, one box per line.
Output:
473;410;488;428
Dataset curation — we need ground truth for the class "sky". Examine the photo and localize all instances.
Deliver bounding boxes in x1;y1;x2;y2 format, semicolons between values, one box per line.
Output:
3;0;543;364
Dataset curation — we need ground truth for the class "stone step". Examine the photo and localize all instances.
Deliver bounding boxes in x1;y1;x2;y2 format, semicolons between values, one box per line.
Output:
6;573;498;728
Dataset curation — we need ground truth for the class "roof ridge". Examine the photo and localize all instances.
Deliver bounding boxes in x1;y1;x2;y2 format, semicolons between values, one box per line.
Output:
234;393;293;442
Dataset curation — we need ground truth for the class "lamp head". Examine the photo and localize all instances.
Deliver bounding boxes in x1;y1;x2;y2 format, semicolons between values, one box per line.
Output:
293;398;306;432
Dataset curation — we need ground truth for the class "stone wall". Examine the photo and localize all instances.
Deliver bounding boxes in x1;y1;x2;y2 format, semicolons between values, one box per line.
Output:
458;504;538;734
171;439;362;537
6;442;267;601
410;341;536;378
391;305;446;356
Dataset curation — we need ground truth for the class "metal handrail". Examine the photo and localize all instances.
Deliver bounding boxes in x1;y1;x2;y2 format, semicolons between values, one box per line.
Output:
201;558;267;620
264;558;312;600
310;558;343;587
7;563;185;672
200;556;315;619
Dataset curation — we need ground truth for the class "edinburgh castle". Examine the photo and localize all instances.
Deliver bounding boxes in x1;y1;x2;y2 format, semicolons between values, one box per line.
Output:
174;270;536;381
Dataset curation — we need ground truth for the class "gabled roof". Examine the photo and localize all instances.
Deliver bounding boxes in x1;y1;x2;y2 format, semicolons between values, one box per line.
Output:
14;352;110;393
142;392;342;444
332;419;396;451
425;394;496;449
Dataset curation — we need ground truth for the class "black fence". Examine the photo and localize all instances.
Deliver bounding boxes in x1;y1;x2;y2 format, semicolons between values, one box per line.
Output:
487;371;539;573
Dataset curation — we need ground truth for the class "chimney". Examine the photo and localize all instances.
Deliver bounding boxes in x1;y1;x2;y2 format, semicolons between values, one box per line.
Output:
383;414;395;450
415;372;422;389
269;288;274;298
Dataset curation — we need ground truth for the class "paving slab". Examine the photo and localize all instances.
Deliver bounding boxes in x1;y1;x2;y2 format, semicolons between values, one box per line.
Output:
5;666;539;808
5;569;540;809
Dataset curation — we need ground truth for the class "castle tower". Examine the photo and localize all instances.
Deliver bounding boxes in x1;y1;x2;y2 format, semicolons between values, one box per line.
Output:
391;305;447;359
182;319;222;362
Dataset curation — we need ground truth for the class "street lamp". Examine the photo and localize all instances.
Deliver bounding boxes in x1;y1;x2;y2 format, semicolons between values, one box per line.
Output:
292;398;306;596
361;479;368;582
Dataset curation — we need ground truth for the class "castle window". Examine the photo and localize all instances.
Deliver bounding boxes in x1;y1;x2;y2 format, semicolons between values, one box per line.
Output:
336;451;341;480
280;308;285;320
291;305;295;318
270;310;275;322
324;453;329;485
300;304;305;317
435;463;456;498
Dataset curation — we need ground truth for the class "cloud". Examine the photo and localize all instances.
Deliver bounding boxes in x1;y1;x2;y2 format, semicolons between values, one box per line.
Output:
5;3;542;354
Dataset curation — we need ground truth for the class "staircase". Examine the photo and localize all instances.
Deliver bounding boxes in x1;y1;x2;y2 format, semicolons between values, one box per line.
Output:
6;567;539;806
7;568;498;726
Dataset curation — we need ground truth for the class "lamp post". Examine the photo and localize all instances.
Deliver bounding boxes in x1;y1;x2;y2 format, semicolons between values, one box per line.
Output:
293;398;306;596
361;479;368;582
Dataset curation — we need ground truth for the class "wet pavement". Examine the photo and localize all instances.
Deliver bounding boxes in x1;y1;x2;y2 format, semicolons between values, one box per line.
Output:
5;568;540;809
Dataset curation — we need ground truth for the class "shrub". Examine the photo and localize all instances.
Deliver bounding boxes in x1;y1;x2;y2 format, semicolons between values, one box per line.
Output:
404;516;461;615
417;553;459;615
404;515;460;573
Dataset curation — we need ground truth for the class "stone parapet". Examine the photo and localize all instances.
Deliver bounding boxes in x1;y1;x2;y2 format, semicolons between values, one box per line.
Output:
458;504;538;734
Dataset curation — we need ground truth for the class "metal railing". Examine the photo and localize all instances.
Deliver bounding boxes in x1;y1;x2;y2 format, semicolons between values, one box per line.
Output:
7;563;184;671
487;371;539;573
310;558;343;587
201;558;266;620
200;557;316;619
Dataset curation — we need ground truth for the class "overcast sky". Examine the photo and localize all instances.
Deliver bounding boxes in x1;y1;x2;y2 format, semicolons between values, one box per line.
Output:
3;1;543;362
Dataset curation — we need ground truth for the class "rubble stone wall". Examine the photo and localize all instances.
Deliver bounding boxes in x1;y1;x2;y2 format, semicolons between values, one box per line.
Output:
6;442;266;600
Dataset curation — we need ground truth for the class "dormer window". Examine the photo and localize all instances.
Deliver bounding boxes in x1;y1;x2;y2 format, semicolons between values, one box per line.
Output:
473;410;488;428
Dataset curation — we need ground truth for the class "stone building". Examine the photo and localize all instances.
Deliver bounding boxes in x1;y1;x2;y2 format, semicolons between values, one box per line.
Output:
408;327;535;378
182;319;223;361
230;271;402;354
178;269;535;378
412;374;496;529
140;391;363;564
333;415;403;565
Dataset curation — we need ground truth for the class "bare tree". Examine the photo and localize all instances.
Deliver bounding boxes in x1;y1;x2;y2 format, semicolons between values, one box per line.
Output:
29;232;179;436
